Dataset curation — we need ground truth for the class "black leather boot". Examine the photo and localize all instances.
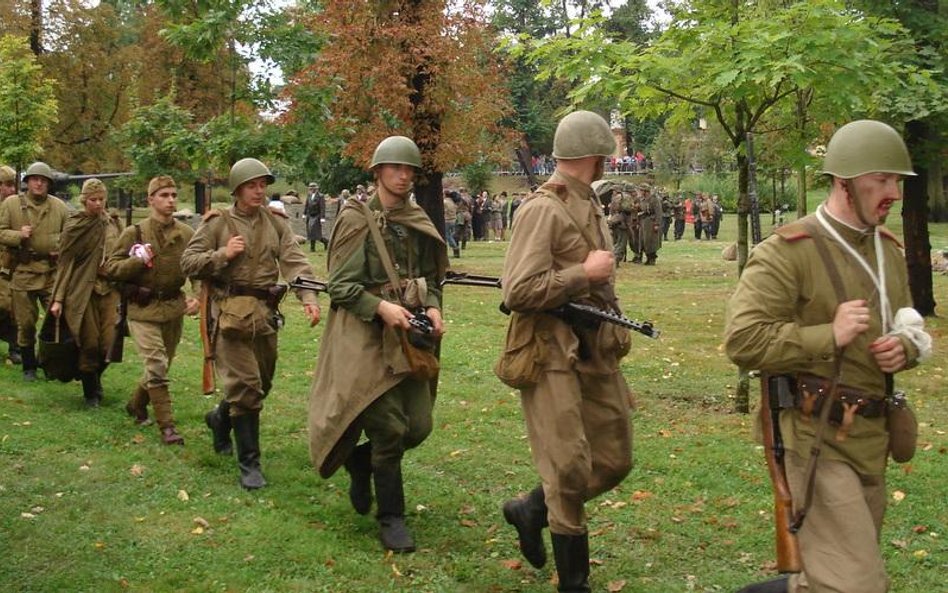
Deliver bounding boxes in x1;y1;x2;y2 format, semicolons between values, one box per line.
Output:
502;485;548;568
374;464;415;553
205;400;233;455
233;413;266;489
736;576;789;593
551;533;591;593
645;253;657;266
21;344;37;381
344;442;373;515
80;372;101;408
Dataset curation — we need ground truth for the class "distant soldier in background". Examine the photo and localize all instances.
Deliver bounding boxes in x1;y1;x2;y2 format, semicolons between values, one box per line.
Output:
709;194;723;240
443;190;460;258
105;176;198;444
638;185;664;265
607;189;631;263
0;165;21;363
672;193;686;241
49;179;123;407
0;162;69;381
304;182;328;252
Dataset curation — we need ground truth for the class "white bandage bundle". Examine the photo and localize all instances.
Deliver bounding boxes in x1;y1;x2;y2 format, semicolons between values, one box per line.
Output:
890;307;933;362
129;243;154;267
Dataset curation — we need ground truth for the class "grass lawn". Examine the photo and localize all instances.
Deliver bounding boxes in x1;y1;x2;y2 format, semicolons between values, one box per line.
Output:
1;200;945;593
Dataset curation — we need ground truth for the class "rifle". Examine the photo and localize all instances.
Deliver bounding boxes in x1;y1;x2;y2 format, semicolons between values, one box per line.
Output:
760;373;802;573
441;271;660;339
199;282;215;394
287;276;329;294
106;194;135;364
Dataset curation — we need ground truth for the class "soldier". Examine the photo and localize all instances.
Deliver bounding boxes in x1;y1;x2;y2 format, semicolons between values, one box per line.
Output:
709;194;723;239
725;120;932;593
181;158;321;489
699;192;714;240
49;179;123;406
0;165;20;363
672;193;686;241
692;192;704;240
308;136;447;554
105;176;198;444
606;188;630;263
303;182;328;252
0;162;70;381
443;189;460;258
660;191;673;241
638;185;664;265
499;111;633;593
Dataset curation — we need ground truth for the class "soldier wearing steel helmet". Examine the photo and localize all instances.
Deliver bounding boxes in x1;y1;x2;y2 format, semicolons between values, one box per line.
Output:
726;120;932;593
0;161;70;381
308;136;447;554
499;110;633;593
0;165;21;363
181;158;322;490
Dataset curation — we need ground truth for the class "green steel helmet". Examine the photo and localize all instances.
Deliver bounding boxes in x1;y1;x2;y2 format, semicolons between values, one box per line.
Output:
370;136;422;169
822;120;915;179
552;110;616;159
228;158;275;194
0;165;15;183
24;161;54;182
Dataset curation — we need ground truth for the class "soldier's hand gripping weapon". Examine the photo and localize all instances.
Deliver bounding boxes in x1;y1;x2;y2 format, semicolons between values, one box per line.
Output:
441;271;660;339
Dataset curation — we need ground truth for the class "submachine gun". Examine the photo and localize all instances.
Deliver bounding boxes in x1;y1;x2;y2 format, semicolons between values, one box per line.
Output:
288;276;435;335
440;271;660;340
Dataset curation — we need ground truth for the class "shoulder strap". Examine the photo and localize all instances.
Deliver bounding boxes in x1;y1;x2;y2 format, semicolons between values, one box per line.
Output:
358;201;403;302
537;188;600;251
802;218;847;303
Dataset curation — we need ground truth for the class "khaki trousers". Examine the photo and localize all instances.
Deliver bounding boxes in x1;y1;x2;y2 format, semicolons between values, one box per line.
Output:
360;376;434;468
77;291;119;373
128;317;183;389
215;332;277;416
520;369;633;535
786;450;888;593
13;287;51;347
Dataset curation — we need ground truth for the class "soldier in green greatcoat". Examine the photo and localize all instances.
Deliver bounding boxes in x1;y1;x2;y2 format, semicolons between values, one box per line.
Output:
0;165;20;363
0;162;70;381
308;136;447;554
105;176;199;444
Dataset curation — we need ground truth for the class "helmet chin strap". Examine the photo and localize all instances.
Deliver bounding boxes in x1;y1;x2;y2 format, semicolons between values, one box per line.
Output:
844;179;875;229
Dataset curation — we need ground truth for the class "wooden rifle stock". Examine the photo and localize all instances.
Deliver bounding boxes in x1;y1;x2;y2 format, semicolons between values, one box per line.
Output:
199;283;215;394
760;374;802;573
106;296;128;363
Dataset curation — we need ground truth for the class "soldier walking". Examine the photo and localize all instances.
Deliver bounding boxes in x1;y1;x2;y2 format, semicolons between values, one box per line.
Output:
308;136;447;554
499;111;633;593
0;162;70;381
49;179;123;406
726;120;932;593
304;182;328;252
105;176;198;444
181;158;321;489
0;165;20;363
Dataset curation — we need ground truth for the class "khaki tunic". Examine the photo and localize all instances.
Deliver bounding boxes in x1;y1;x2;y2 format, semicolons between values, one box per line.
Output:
0;193;70;345
501;170;633;535
105;217;196;389
308;195;447;477
181;205;318;414
724;208;921;593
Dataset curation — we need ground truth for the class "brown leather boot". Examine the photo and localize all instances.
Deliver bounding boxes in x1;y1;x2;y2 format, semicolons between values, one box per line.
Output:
149;385;184;446
125;384;152;426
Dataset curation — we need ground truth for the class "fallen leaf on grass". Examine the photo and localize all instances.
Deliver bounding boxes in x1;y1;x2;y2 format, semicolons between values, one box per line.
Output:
130;464;144;477
460;518;477;528
177;490;190;502
890;539;908;549
193;517;210;528
913;549;929;559
631;490;653;502
391;563;402;577
892;490;906;502
191;526;204;535
30;506;44;514
589;558;604;566
502;559;522;570
607;580;627;592
20;512;35;519
131;434;145;444
244;555;254;562
94;542;106;549
912;525;928;534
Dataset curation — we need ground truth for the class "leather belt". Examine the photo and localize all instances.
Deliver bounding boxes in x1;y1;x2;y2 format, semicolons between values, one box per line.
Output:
226;285;272;300
796;374;886;421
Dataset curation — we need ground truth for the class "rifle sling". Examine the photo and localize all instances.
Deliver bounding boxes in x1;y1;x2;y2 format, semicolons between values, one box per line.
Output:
791;221;848;532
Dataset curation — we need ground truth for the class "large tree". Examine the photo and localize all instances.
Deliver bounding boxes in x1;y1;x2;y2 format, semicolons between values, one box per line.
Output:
0;34;58;171
290;0;513;230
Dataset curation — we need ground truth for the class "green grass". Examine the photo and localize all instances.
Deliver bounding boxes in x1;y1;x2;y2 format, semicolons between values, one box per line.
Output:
1;202;946;593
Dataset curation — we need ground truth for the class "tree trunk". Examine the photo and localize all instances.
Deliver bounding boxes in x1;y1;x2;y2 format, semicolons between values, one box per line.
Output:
417;170;445;238
734;151;750;414
902;120;936;316
516;133;538;189
30;0;43;55
796;163;808;217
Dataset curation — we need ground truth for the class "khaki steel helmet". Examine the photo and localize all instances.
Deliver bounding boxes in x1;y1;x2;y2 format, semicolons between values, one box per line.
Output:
552;110;616;159
24;161;54;182
228;158;275;194
370;136;422;169
822;120;915;179
0;165;15;182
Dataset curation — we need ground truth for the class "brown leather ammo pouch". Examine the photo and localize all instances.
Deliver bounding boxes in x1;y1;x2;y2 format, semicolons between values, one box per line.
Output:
399;328;439;380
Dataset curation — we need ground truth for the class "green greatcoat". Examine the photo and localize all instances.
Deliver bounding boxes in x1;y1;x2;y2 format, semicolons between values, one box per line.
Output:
308;195;447;478
724;210;919;476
